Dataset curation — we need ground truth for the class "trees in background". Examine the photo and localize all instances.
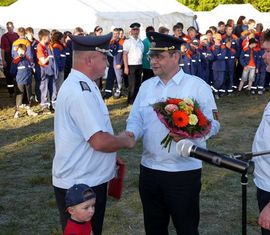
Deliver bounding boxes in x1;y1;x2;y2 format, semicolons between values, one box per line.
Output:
178;0;269;12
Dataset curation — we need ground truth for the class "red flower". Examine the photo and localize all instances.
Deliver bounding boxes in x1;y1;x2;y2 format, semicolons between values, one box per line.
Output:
167;98;183;105
196;109;208;127
172;111;189;128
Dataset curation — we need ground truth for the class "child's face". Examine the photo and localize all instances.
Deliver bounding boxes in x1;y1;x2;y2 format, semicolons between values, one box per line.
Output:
25;32;33;41
249;43;256;49
17;48;26;57
69;198;96;222
180;45;186;52
42;35;50;44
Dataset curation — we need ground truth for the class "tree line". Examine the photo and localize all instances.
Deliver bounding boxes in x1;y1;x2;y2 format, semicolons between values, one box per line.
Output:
178;0;269;12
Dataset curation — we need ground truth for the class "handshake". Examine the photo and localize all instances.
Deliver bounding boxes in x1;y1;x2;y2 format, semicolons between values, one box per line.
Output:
117;131;136;149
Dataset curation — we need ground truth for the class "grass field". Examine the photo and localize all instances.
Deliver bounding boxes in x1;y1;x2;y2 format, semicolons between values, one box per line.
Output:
0;82;269;235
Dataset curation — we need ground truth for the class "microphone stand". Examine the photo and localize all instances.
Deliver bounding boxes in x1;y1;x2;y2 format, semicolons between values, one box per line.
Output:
230;150;270;235
241;173;248;235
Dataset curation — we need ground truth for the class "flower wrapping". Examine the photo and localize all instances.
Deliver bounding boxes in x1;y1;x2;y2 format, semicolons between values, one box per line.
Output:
152;98;212;152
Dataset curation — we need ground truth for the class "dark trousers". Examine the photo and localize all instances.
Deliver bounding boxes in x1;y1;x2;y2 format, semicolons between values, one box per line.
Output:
139;165;201;235
105;63;116;93
127;65;142;105
15;83;32;108
142;68;154;83
212;70;225;93
3;56;15;95
54;182;108;235
257;188;270;235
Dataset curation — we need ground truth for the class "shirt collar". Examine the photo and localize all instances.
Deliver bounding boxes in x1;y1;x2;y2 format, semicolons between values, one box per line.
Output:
153;69;185;86
71;69;97;88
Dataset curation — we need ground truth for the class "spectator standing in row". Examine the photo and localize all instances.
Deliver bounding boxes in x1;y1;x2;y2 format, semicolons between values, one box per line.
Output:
1;21;19;96
10;44;37;118
142;26;155;82
51;31;66;94
104;28;124;99
123;22;144;105
25;27;40;102
36;29;57;113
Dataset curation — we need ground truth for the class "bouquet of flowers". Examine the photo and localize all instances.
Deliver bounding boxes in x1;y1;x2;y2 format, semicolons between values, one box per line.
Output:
152;98;212;152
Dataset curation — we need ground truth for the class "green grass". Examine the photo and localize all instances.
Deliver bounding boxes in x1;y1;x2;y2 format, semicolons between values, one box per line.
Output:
0;83;269;234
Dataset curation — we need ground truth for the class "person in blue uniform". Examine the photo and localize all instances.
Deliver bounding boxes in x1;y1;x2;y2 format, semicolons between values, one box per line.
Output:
63;31;73;79
210;33;226;99
10;44;37;118
189;39;202;77
179;43;191;74
25;27;40;102
199;35;214;84
126;32;220;235
255;46;266;95
222;24;239;94
104;28;124;99
52;32;135;235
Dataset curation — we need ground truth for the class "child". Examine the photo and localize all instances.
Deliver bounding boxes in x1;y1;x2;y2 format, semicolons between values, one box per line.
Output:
179;43;191;74
36;29;57;113
50;31;66;94
211;33;226;99
238;38;258;93
11;44;37;118
64;184;96;235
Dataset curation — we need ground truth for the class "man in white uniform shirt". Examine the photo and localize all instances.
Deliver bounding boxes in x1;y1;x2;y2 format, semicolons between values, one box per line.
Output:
126;32;220;234
52;33;135;235
123;22;144;105
252;28;270;234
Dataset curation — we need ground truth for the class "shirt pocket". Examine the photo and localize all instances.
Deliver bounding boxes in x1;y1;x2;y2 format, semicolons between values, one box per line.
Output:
139;99;159;128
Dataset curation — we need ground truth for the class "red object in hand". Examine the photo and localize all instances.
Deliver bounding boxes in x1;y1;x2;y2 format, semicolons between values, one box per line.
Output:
108;157;125;199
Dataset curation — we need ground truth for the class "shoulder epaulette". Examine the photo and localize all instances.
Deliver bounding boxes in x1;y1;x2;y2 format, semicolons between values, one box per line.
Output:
79;81;91;92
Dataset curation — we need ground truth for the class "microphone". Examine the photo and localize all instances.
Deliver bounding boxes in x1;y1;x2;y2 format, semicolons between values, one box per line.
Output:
176;139;254;174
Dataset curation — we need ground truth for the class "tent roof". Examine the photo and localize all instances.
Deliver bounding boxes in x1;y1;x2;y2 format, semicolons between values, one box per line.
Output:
211;3;260;15
196;4;270;34
0;0;194;35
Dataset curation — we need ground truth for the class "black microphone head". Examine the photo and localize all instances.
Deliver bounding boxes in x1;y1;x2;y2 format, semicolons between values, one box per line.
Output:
176;139;194;157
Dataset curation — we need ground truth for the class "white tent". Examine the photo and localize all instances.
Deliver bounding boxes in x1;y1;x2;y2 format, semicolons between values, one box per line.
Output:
0;0;194;37
196;4;270;34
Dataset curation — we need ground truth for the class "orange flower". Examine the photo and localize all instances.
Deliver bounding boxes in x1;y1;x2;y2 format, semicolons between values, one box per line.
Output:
196;109;208;127
172;111;189;128
167;98;183;105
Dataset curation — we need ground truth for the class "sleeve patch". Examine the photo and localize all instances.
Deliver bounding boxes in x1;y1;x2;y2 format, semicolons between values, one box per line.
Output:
79;81;91;92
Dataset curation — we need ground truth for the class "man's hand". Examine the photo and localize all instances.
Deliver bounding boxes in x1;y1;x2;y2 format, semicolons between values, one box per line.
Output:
169;132;184;143
124;66;129;75
117;131;136;149
258;202;270;230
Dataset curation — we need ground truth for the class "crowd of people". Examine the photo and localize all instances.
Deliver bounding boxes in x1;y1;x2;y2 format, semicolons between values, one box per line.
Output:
1;15;270;118
0;16;270;235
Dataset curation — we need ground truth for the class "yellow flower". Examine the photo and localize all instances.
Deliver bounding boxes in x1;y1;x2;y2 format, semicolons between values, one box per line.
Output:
183;98;194;106
189;114;198;125
179;101;193;115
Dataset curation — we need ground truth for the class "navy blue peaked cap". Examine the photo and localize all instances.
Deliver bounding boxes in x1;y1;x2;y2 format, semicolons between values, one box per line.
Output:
65;184;96;208
69;32;112;54
146;32;184;54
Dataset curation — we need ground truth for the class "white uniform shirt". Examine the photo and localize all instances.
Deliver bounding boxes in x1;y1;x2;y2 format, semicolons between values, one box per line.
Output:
127;69;220;172
252;101;270;192
52;69;116;189
123;36;144;65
